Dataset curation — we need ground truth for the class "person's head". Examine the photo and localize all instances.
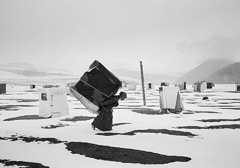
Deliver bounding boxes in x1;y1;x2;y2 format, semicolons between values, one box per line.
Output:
119;92;127;100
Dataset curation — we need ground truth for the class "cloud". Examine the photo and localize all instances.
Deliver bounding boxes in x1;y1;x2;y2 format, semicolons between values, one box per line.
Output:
178;35;240;62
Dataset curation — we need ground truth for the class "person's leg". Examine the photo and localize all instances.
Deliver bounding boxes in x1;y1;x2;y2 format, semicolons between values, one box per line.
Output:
91;111;103;130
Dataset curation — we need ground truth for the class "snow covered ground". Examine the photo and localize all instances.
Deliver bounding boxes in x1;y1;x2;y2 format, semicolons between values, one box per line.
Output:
0;84;240;168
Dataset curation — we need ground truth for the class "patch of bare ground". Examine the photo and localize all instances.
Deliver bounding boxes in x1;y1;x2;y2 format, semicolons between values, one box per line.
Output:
16;99;38;102
0;99;38;102
0;105;36;111
199;105;237;107
198;118;240;122
122;129;196;137
183;110;220;114
0;135;191;165
185;101;198;104
132;109;161;115
66;142;191;164
219;108;240;110
177;124;240;129
0;105;18;111
0;159;49;168
3;115;49;121
3;115;95;122
113;122;131;126
133;109;220;115
61;116;95;122
0;135;64;144
96;129;196;137
41;123;70;129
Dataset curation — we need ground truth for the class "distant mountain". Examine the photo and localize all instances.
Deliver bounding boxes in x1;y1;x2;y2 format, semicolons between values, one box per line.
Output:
175;59;233;84
112;69;179;84
0;62;79;85
2;60;239;86
0;62;77;77
0;62;179;85
205;62;240;84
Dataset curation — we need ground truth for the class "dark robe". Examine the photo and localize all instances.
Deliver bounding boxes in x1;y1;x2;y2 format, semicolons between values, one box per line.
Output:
91;96;120;131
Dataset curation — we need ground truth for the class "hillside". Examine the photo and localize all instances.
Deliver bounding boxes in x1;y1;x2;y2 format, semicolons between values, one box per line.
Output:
0;63;79;85
0;63;180;85
206;62;240;84
112;69;179;84
175;59;233;84
0;63;78;77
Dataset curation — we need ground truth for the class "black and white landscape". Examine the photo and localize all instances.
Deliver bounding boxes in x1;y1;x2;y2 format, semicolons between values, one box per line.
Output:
1;0;240;167
0;83;240;168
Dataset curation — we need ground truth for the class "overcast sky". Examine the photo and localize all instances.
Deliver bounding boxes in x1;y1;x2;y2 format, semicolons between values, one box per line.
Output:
1;0;240;75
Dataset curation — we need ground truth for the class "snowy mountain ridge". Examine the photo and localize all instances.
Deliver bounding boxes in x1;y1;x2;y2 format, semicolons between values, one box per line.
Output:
0;62;180;85
175;59;240;84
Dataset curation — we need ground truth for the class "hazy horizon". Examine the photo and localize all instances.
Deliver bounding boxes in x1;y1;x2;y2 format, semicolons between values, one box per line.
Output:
1;0;240;75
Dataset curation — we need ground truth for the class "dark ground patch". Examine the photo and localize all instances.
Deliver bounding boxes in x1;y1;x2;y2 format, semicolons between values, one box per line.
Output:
16;99;38;102
183;110;220;114
217;102;232;104
0;159;49;168
41;123;70;129
96;132;121;136
177;124;240;129
96;129;196;137
212;98;240;101
113;122;131;126
65;142;191;164
122;129;196;137
17;105;36;107
219;108;240;110
0;105;18;111
185;101;198;104
198;118;240;122
4;115;49;121
0;135;65;144
221;91;240;93
132;109;162;115
0;135;64;144
194;93;216;96
182;110;195;114
0;135;191;165
199;105;237;108
0;99;38;102
146;105;160;107
0;105;36;111
61;116;95;122
195;110;220;114
182;111;195;114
